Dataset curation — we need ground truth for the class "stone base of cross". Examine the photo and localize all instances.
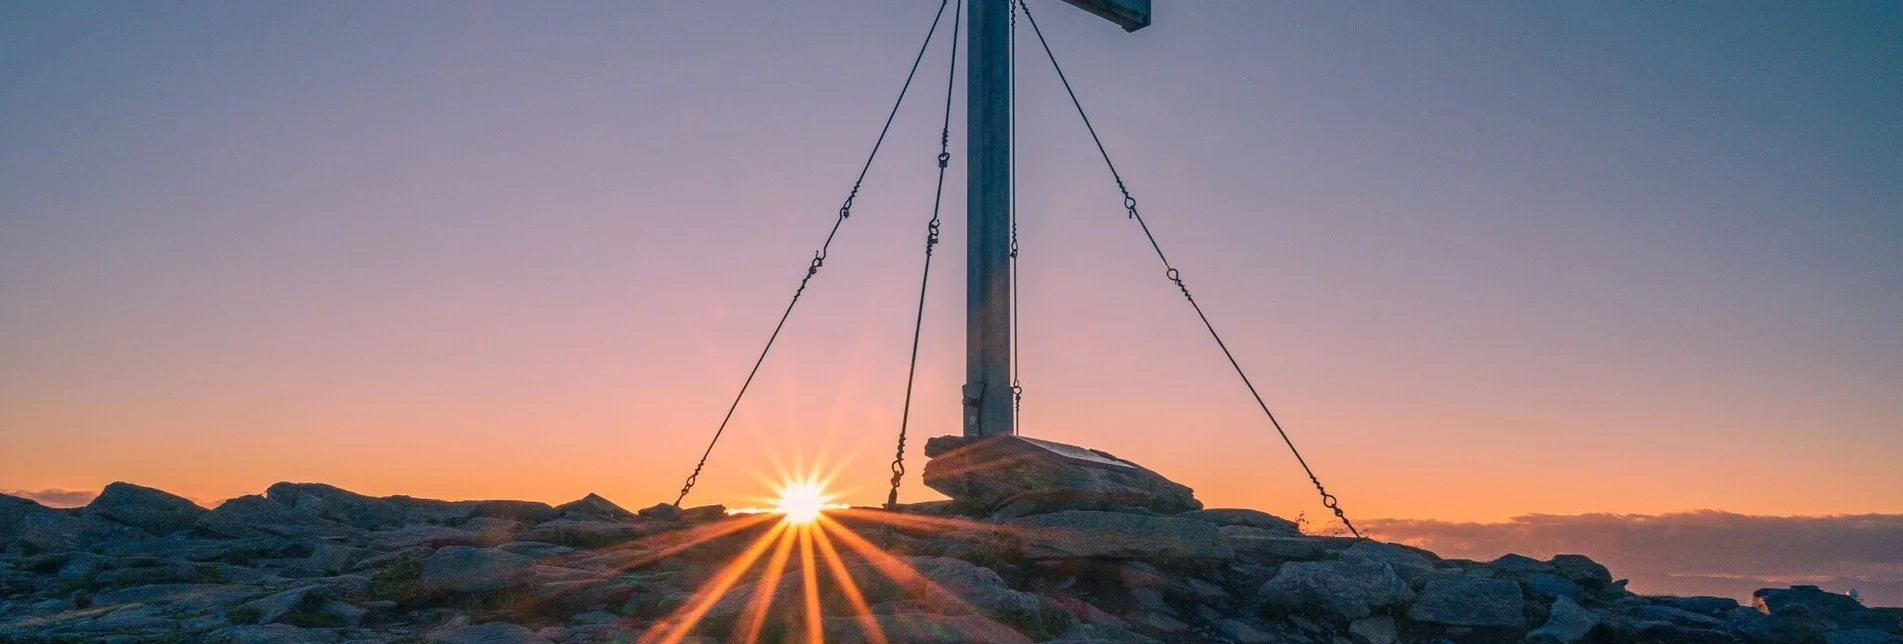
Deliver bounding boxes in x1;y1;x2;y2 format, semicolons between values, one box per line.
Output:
918;434;1202;517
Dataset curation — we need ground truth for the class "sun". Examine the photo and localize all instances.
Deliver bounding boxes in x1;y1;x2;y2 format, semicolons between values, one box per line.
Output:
774;481;830;524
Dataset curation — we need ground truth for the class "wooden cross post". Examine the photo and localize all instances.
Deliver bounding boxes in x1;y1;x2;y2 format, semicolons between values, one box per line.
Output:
963;0;1150;437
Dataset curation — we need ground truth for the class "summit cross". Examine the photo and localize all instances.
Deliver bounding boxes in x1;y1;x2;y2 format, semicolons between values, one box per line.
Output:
963;0;1150;437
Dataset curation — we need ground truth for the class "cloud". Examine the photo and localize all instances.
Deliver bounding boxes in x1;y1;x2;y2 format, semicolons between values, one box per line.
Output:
2;488;98;508
1366;512;1903;607
5;486;229;510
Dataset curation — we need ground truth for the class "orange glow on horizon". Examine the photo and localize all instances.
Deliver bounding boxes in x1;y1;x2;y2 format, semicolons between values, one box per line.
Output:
5;3;1900;538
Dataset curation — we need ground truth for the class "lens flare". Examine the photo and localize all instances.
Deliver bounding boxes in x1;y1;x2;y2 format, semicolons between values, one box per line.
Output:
775;481;829;524
637;469;1016;644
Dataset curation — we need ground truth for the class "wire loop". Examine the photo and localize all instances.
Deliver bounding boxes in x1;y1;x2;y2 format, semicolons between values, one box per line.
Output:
887;0;963;509
675;0;957;508
1015;0;1361;538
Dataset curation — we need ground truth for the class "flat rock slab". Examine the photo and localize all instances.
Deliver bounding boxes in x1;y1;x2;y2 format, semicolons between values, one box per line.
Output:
680;504;728;522
1227;534;1328;560
921;435;1201;515
637;503;681;521
1179;508;1300;535
1259;560;1412;621
903;555;1042;615
1006;510;1231;560
367;524;477;550
420;546;535;593
1408;577;1526;627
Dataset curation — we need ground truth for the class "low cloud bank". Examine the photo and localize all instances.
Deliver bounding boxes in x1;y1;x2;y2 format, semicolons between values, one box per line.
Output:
1366;511;1903;607
2;488;97;508
4;488;226;509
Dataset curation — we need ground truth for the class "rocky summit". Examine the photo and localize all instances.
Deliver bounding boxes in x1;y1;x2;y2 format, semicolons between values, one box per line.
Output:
2;482;1899;644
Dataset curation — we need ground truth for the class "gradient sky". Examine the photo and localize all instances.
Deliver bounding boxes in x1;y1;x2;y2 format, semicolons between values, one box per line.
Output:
3;2;1899;523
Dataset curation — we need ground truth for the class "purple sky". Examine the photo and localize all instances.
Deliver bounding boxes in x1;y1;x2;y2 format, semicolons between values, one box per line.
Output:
2;2;1899;523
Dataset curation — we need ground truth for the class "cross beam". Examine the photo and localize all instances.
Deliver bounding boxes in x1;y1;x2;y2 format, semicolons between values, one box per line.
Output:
963;0;1150;438
1057;0;1152;32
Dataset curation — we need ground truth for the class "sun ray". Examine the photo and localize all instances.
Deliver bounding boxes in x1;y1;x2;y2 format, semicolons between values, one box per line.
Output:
831;507;1004;535
758;444;796;500
752;428;853;501
613;511;777;562
811;521;888;644
831;507;1101;552
514;514;779;609
735;440;881;513
798;525;824;644
738;526;799;644
635;476;981;644
555;512;776;581
816;515;982;617
639;521;790;644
